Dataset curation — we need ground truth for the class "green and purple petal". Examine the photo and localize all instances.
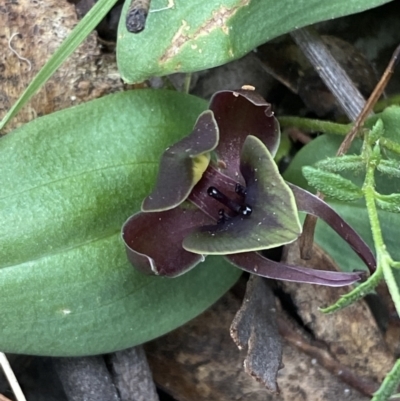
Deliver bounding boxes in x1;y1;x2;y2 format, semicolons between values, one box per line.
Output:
183;136;301;255
209;89;280;180
142;110;219;212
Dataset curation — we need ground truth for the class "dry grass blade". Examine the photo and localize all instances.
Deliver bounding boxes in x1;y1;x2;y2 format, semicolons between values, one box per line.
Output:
0;353;26;401
337;43;400;156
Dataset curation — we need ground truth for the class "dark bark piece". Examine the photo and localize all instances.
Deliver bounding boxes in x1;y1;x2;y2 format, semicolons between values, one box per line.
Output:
110;346;159;401
230;276;282;393
145;288;370;401
145;291;270;401
53;356;120;401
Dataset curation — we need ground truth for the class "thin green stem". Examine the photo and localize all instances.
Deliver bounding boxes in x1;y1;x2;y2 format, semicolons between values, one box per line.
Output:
183;73;192;94
363;147;400;316
319;266;383;313
278;116;350;135
372;359;400;401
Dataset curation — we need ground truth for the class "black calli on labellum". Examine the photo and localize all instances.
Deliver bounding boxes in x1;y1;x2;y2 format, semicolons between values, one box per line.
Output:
122;89;375;286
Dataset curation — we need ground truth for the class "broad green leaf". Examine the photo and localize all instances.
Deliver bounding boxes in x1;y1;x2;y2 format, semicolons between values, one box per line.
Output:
284;134;400;275
117;0;393;83
302;166;363;201
0;89;241;356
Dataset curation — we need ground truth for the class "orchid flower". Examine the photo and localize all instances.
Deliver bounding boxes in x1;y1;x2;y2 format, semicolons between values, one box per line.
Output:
122;89;375;286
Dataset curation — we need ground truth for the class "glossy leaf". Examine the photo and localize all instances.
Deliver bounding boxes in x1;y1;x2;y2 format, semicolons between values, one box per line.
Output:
0;89;241;356
117;0;393;83
183;136;301;254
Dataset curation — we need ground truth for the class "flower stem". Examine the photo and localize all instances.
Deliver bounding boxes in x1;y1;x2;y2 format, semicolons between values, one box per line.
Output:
278;116;350;135
363;143;400;316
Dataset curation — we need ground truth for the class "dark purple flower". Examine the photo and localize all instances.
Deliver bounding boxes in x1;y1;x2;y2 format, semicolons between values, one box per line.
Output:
122;89;375;286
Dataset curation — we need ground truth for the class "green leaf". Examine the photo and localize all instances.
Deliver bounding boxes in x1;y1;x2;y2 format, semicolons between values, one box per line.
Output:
315;155;364;173
117;0;393;83
0;89;241;356
0;0;119;132
368;119;385;144
377;159;400;178
302;166;364;201
375;193;400;213
367;106;400;143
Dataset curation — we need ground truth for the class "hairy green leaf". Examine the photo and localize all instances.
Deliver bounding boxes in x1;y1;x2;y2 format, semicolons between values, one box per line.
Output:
0;89;241;356
377;159;400;178
375;193;400;213
315;155;364;173
117;0;393;83
302;166;363;201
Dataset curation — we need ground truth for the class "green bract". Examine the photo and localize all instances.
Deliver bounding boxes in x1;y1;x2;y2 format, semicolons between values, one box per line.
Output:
0;90;241;356
117;0;393;83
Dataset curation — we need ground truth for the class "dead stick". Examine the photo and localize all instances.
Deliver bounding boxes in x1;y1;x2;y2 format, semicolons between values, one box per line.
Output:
337;43;400;156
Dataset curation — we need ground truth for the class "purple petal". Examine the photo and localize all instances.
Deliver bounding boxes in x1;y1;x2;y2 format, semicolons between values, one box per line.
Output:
227;252;364;286
142;111;218;212
209;89;280;179
122;204;213;277
288;184;376;274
